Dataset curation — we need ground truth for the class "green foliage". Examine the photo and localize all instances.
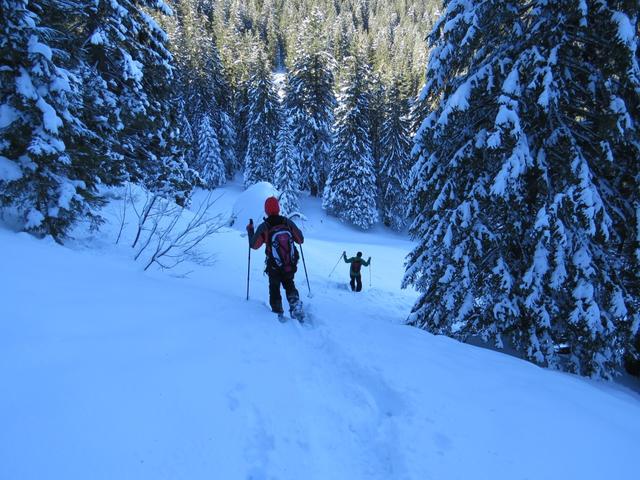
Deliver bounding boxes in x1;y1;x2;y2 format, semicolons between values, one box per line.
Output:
198;0;440;97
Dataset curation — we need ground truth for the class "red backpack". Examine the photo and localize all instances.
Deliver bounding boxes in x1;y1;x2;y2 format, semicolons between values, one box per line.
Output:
351;259;362;274
268;224;299;273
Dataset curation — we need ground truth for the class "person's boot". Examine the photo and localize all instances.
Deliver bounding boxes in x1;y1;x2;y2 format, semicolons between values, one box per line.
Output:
271;300;285;321
290;300;305;322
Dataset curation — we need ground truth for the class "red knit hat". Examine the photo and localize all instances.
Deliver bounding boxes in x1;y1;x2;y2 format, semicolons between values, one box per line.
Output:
265;196;280;216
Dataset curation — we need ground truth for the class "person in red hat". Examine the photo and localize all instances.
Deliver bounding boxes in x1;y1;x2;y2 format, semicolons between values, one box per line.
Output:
247;196;305;321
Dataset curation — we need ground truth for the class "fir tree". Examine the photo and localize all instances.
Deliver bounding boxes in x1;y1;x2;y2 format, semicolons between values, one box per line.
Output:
83;0;186;198
201;38;237;180
221;30;253;170
218;109;237;179
288;8;336;196
142;108;197;207
74;60;124;187
332;13;355;64
404;0;640;378
233;80;250;175
169;6;237;180
323;54;378;229
368;70;386;180
243;52;279;187
197;113;225;189
379;77;412;231
0;0;101;239
177;99;196;167
274;114;300;215
408;89;430;138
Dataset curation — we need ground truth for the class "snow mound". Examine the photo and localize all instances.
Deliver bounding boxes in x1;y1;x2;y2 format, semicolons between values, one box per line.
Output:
231;181;279;229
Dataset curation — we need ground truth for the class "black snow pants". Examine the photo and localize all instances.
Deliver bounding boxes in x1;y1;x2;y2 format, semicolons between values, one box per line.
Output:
350;275;363;292
268;269;300;313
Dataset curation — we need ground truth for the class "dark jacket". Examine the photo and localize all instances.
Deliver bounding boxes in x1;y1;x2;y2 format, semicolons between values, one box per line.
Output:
343;253;370;277
249;215;304;249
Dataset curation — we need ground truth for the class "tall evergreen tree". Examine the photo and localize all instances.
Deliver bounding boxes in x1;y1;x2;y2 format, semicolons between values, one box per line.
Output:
168;6;236;181
233;79;250;174
288;8;336;196
196;113;225;189
323;53;378;229
72;51;124;188
408;89;430;138
368;69;386;177
202;38;237;180
332;13;355;64
177;99;196;168
379;76;412;231
220;31;253;170
243;52;280;187
217;110;237;179
404;0;640;378
84;0;177;179
274;112;300;215
143;103;197;207
0;0;102;239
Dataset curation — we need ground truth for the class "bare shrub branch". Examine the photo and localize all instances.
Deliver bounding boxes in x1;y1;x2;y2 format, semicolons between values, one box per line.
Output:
118;188;225;273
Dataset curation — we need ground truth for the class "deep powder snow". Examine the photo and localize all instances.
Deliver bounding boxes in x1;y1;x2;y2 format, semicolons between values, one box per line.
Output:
1;181;639;480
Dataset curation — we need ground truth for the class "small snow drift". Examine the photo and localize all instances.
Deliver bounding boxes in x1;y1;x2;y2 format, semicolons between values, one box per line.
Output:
231;181;279;229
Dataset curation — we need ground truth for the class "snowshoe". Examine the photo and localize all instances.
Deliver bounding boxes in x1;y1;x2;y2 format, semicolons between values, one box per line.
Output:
290;301;305;323
277;312;287;323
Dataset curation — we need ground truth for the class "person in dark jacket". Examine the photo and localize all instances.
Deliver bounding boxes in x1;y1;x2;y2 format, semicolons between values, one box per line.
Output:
342;251;370;292
247;197;305;319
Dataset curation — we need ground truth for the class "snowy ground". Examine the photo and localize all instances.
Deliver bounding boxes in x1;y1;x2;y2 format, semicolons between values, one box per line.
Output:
1;181;639;480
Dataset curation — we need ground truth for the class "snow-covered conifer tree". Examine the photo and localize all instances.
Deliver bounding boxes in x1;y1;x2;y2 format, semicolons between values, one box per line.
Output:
243;53;279;187
0;0;101;239
404;0;640;378
218;110;237;179
177;99;196;167
288;8;336;196
332;14;355;64
197;114;225;189
233;83;250;175
226;36;251;173
141;110;197;207
83;0;184;195
407;81;429;137
274;114;300;215
323;54;378;229
368;71;386;183
379;77;411;231
168;8;236;181
201;39;237;180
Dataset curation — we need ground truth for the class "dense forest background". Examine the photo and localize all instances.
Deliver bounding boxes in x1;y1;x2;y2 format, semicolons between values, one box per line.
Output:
168;0;436;95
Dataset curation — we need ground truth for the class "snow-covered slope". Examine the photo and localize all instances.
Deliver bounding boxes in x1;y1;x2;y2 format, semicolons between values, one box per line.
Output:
1;182;639;480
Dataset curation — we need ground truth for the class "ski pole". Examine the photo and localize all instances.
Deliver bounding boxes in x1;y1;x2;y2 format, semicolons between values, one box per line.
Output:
246;247;251;300
246;219;253;300
369;258;372;287
328;252;343;278
299;244;311;296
